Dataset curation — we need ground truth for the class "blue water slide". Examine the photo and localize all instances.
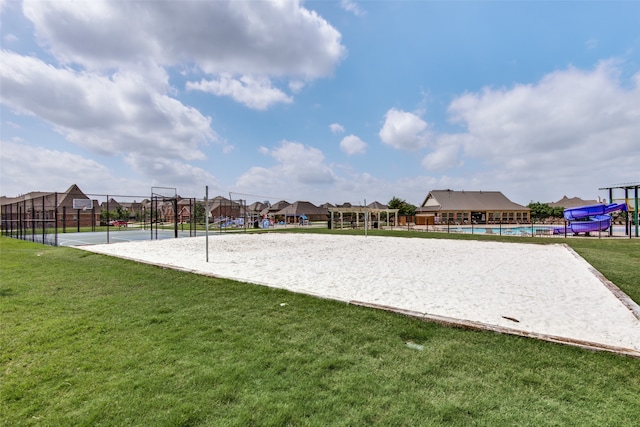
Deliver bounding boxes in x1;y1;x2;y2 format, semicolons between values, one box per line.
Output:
563;203;628;221
554;203;627;235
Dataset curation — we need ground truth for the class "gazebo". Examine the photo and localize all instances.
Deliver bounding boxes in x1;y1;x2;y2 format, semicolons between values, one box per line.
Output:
328;201;399;229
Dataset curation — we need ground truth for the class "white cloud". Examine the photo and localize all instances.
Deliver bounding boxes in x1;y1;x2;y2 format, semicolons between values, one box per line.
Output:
187;74;293;110
268;140;337;185
22;0;346;79
329;123;345;134
0;140;115;196
379;108;431;150
124;155;219;197
340;134;367;155
421;136;462;171
341;0;364;16
441;60;640;202
3;33;17;43
0;50;221;185
288;80;306;93
0;0;10;14
234;141;336;196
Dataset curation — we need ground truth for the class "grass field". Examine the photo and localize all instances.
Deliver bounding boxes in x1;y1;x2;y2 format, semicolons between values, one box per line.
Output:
1;234;639;426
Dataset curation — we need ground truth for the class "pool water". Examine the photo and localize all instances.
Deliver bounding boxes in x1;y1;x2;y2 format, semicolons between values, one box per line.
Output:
448;226;553;235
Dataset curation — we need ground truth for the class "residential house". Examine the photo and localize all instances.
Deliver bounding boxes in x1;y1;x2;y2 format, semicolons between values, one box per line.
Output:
1;184;100;230
416;190;530;225
275;201;329;223
547;196;600;209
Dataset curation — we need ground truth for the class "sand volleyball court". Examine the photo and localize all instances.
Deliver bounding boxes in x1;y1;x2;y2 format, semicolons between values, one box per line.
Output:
81;233;640;357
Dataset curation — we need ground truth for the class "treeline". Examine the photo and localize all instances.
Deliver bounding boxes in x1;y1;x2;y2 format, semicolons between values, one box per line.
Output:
527;202;565;220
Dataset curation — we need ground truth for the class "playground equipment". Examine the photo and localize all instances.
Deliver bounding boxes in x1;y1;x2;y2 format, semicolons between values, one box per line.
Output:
553;203;628;235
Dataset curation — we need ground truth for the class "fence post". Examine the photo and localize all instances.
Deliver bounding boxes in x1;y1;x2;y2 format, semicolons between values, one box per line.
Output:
31;198;35;242
173;198;178;238
41;195;45;244
55;193;58;246
106;197;110;244
205;186;209;263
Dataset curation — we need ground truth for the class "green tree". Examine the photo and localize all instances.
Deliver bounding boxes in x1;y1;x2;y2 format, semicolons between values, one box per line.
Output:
388;196;417;216
551;206;565;218
194;202;206;224
527;202;564;220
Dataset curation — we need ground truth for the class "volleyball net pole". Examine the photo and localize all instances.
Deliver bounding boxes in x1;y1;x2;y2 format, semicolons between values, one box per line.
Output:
205;186;209;262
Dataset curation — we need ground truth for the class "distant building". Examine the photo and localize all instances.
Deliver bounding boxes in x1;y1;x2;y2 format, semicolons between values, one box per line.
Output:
275;201;329;223
1;184;100;229
416;189;530;225
547;195;600;209
260;200;290;219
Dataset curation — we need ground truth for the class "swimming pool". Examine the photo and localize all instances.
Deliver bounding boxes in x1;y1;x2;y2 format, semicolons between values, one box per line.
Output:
441;225;630;236
443;226;554;236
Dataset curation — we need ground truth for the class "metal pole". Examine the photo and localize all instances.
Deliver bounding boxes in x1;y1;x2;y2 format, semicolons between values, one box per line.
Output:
205;186;209;262
41;195;45;244
54;193;58;246
150;191;153;240
31;197;35;242
635;186;639;238
173;198;178;238
106;196;110;244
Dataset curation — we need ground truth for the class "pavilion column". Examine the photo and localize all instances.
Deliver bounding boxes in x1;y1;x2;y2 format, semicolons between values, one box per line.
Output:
609;188;614;236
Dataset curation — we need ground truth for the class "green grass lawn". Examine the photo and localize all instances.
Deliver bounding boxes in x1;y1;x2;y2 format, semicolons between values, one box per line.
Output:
1;235;639;426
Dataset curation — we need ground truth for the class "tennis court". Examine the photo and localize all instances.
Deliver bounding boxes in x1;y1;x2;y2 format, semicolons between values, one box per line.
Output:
56;228;195;246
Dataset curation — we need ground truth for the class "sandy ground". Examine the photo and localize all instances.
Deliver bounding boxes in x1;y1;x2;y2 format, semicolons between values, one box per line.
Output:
80;233;640;356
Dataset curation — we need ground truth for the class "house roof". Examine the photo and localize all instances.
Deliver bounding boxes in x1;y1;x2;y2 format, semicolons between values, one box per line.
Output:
417;190;529;213
275;201;328;216
247;201;266;212
0;184;97;211
261;200;290;215
208;196;242;210
367;201;388;209
547;196;599;209
101;198;122;209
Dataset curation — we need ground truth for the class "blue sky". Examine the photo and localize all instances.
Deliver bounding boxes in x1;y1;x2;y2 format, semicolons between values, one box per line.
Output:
1;0;638;206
